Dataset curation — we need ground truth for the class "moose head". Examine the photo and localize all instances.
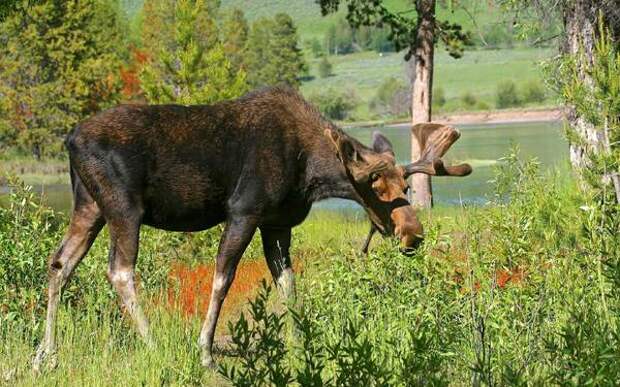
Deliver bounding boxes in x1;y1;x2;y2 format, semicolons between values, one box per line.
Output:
327;123;472;253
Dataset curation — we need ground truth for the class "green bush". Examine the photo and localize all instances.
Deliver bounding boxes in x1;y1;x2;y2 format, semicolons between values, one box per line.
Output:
310;88;356;120
476;100;490;110
369;77;409;117
496;80;521;108
461;91;477;107
521;80;547;103
317;56;333;78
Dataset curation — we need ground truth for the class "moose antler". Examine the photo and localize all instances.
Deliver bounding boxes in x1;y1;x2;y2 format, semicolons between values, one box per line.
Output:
403;123;472;178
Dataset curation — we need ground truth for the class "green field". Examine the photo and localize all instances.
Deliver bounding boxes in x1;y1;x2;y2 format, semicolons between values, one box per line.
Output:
301;46;556;121
220;0;509;42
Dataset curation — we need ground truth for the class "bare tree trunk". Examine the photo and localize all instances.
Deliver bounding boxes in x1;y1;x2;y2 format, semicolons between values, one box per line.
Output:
563;0;620;204
563;0;600;171
410;0;436;208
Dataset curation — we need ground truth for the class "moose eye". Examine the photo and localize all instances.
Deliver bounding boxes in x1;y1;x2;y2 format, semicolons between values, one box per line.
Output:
403;185;410;194
370;172;380;182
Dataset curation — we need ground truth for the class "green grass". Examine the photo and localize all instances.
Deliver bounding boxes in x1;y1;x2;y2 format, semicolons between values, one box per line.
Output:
3;152;619;385
220;0;509;42
301;46;557;122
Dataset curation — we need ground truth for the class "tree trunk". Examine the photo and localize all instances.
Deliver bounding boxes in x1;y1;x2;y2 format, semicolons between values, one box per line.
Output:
563;0;600;171
410;0;436;208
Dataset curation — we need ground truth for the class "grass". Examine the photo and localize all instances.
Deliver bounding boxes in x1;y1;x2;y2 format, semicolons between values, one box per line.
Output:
220;0;510;42
2;150;619;385
301;46;557;122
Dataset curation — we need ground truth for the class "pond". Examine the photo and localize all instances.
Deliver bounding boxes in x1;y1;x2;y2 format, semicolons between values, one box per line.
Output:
1;120;567;213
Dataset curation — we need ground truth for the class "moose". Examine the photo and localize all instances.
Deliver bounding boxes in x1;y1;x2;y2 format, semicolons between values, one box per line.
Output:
32;86;471;371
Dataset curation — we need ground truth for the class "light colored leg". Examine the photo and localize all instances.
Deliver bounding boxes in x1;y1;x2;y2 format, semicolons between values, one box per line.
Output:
261;227;296;303
33;204;104;372
106;215;151;344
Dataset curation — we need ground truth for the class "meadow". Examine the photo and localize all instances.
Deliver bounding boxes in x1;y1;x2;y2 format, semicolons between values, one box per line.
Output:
2;149;620;385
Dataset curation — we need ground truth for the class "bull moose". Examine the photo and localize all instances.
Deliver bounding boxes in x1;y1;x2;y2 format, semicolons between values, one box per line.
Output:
33;86;471;370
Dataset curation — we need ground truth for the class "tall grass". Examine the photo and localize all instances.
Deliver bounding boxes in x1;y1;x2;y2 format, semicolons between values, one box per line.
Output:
2;148;619;385
221;150;620;385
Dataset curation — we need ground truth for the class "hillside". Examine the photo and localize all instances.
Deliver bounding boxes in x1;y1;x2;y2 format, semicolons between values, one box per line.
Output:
220;0;509;42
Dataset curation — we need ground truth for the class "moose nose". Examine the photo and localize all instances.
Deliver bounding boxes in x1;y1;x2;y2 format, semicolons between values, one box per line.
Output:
392;209;424;254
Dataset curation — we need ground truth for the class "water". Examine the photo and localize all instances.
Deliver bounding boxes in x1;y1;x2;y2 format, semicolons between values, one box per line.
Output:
1;121;567;213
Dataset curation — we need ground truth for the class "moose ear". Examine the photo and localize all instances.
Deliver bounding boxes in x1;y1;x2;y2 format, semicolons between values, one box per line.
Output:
339;136;359;163
372;131;394;155
326;128;362;164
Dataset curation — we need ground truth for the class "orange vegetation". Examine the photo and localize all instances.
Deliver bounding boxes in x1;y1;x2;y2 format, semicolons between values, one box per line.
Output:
167;258;303;318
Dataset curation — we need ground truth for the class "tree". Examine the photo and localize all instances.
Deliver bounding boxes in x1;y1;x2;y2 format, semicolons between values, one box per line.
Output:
221;8;249;73
245;13;307;88
317;0;469;207
0;0;126;159
500;0;620;203
139;0;248;105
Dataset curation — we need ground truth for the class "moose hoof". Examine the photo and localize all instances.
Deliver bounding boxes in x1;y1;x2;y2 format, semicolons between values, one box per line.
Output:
32;346;58;374
201;355;217;370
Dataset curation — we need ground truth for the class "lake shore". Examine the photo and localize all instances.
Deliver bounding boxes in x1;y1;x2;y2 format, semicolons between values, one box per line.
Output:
345;107;563;129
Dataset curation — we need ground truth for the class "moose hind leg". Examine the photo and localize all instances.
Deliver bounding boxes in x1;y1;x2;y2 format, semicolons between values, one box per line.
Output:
199;216;258;368
33;201;104;372
106;213;151;342
260;227;295;303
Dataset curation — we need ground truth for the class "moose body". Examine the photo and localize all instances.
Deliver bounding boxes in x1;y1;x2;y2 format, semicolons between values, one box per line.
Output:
33;86;471;370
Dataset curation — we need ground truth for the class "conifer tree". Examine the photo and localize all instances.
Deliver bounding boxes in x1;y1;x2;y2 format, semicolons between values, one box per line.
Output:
221;8;249;73
0;0;126;158
139;0;247;105
245;13;307;89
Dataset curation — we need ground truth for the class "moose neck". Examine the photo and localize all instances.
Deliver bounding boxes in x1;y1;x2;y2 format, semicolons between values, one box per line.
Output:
303;129;362;204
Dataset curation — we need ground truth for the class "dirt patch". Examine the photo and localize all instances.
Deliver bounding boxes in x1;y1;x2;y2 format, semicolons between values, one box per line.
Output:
433;108;563;125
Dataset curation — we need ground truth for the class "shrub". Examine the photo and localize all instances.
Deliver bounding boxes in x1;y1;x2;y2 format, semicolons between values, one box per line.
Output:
461;91;477;107
433;87;446;108
369;77;409;117
496;80;521;108
310;88;356;120
317;56;333;78
306;37;323;57
476;100;490;110
521;80;546;103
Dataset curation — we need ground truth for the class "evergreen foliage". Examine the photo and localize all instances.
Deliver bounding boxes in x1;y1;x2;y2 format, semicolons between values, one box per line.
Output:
221;8;249;74
0;0;126;159
139;0;247;105
245;13;307;89
324;18;394;55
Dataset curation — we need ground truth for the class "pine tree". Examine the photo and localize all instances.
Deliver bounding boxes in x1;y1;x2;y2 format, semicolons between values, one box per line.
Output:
221;8;249;73
0;0;126;158
139;0;247;105
245;13;306;89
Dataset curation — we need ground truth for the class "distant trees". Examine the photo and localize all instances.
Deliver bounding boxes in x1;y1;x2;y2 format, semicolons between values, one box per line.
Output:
324;18;394;55
245;13;307;88
0;0;126;159
139;0;247;105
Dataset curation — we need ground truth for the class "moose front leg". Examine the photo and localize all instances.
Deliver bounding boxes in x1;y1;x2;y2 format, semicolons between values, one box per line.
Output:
260;227;295;303
361;223;377;255
199;216;258;369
